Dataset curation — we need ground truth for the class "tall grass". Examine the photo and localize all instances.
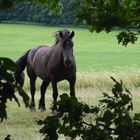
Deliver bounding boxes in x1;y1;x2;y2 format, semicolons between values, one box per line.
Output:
23;67;140;92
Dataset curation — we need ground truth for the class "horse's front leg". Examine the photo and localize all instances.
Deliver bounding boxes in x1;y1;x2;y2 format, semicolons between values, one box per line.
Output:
39;80;50;111
52;81;58;111
69;77;76;97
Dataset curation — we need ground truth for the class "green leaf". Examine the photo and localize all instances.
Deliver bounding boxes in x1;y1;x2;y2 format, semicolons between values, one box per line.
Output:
0;57;16;71
103;110;113;123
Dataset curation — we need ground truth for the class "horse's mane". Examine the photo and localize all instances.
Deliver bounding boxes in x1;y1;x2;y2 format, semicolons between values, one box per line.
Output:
54;29;71;45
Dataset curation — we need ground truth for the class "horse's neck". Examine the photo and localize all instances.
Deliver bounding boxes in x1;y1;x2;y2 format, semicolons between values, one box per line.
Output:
52;43;63;65
52;43;63;62
53;42;62;53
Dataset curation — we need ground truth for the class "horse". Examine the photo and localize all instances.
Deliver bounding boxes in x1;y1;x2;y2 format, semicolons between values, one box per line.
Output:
14;29;76;111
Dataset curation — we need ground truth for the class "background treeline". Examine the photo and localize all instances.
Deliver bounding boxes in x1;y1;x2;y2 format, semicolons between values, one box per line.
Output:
0;0;77;25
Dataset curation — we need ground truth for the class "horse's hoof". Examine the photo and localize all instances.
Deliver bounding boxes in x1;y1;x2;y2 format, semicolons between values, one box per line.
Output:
39;107;46;112
30;107;36;112
40;108;46;112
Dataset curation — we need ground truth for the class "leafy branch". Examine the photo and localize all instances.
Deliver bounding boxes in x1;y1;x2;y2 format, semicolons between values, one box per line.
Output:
39;77;140;140
0;57;29;122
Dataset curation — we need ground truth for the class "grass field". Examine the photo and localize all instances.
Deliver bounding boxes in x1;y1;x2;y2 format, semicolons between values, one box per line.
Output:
0;23;140;72
0;23;140;140
1;23;140;89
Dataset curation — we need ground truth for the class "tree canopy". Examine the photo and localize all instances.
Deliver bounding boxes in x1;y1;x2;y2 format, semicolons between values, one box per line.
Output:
76;0;140;46
0;0;76;25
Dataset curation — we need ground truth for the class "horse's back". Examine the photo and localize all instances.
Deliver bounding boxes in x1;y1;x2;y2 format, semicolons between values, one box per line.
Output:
27;45;53;80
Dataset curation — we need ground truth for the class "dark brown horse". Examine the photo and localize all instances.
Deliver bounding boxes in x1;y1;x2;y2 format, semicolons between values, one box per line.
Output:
15;29;76;111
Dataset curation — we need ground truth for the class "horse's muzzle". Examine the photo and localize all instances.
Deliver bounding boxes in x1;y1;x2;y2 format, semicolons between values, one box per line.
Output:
64;59;72;67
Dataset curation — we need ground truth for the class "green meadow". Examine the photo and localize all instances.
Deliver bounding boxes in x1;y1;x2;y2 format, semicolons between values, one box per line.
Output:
0;23;140;72
1;23;140;89
0;23;140;140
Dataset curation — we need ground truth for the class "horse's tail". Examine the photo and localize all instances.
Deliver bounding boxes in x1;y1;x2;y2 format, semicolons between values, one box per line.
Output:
14;50;30;87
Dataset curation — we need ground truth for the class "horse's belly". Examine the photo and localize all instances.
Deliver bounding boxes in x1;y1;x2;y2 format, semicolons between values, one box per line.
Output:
33;61;48;80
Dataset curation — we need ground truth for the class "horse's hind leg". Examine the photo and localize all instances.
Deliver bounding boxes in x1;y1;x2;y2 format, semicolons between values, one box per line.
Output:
27;69;37;111
39;80;50;111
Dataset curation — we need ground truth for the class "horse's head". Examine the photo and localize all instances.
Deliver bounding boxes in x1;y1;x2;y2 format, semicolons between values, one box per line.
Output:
59;31;75;67
54;29;70;44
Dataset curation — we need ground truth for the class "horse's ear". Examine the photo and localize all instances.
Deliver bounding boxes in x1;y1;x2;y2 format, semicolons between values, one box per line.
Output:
70;31;75;39
59;31;63;39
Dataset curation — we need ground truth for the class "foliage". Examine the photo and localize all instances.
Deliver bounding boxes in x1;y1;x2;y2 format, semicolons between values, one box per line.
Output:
39;77;140;140
0;0;76;25
0;0;13;9
0;0;61;12
4;135;11;140
75;0;140;46
0;57;29;122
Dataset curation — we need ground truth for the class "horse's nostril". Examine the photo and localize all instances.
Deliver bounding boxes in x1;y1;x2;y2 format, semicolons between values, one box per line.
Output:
65;60;71;66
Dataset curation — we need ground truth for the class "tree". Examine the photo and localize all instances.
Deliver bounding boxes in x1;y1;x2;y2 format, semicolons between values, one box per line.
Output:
0;0;77;25
75;0;140;46
0;0;61;13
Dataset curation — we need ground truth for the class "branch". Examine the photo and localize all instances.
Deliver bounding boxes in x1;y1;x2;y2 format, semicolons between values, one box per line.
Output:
82;121;93;127
127;28;140;36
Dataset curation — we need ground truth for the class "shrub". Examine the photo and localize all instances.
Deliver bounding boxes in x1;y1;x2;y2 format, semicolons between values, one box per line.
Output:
39;77;140;140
